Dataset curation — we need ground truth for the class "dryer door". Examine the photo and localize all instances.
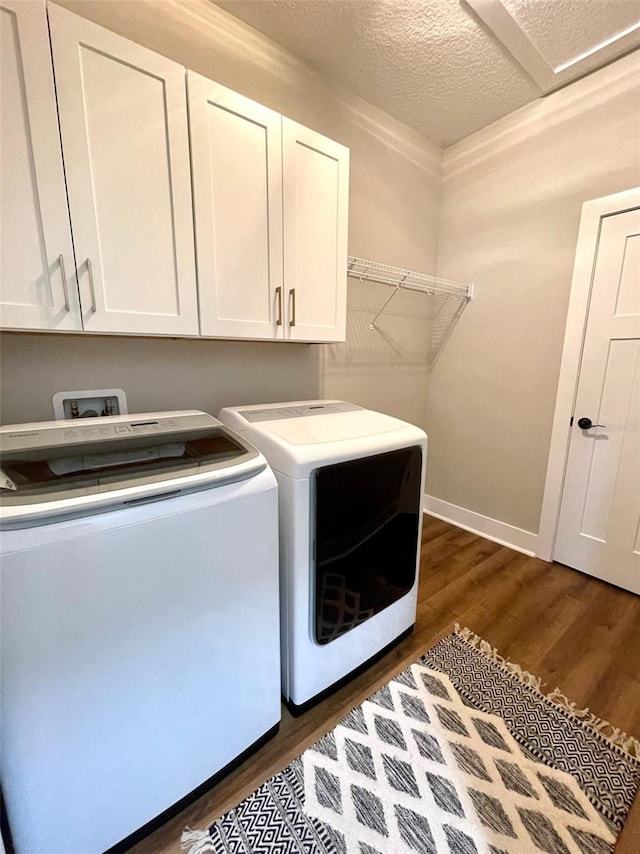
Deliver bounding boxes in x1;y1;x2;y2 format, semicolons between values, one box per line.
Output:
313;445;423;645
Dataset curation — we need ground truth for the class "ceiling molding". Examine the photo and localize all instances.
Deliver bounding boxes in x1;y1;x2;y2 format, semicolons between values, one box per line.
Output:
465;0;640;91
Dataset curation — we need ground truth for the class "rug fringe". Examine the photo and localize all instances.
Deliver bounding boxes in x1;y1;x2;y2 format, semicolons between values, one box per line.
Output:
180;827;215;853
454;624;640;760
546;688;640;757
453;625;543;690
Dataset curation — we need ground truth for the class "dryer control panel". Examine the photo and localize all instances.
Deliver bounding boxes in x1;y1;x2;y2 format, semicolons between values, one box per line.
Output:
241;402;361;422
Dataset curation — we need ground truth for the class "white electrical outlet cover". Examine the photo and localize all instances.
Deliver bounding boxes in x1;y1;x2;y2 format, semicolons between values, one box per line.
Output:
52;389;128;421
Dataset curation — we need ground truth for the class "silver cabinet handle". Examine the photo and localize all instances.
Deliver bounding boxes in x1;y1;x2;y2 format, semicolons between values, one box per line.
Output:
86;258;97;312
58;254;70;312
289;288;296;327
275;286;283;326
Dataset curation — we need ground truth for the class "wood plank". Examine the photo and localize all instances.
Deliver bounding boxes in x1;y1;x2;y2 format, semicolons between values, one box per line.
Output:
127;515;640;854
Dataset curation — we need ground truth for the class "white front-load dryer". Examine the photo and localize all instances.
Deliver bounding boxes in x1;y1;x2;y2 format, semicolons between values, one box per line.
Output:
218;400;427;714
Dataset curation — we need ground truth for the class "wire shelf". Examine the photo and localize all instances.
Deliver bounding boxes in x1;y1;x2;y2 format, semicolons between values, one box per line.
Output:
347;256;473;301
334;256;473;367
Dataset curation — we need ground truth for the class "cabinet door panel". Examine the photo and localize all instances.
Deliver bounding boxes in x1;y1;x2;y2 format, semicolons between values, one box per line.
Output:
0;0;80;331
189;74;283;339
282;119;348;343
48;5;198;336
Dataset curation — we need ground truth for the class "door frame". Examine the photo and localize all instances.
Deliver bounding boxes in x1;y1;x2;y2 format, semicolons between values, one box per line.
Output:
537;186;640;561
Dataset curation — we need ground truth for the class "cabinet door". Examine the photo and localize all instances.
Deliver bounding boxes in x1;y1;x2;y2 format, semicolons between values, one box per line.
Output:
282;119;349;343
188;74;283;339
0;0;80;331
48;5;198;336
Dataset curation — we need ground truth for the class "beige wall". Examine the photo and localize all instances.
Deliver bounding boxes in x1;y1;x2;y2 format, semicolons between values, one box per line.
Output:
0;333;319;425
321;118;440;433
0;0;441;426
428;49;640;533
321;281;437;432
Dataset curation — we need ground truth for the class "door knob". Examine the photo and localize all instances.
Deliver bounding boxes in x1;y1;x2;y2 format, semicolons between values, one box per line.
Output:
577;417;605;430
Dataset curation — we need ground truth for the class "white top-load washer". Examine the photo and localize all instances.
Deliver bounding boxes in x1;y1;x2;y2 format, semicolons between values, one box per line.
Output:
218;400;427;713
0;411;280;854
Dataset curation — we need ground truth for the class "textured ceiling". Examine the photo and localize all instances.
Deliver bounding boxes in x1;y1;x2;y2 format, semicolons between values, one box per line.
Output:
501;0;640;67
214;0;640;147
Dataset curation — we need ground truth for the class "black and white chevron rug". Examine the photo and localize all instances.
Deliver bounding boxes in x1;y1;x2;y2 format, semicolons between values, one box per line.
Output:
182;628;640;854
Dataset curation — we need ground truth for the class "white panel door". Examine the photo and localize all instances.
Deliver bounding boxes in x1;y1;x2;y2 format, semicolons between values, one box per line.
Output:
48;5;198;336
188;74;283;339
0;0;80;331
555;207;640;594
282;119;348;343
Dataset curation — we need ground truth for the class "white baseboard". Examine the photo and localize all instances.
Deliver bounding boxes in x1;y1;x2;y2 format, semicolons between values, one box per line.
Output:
423;494;540;558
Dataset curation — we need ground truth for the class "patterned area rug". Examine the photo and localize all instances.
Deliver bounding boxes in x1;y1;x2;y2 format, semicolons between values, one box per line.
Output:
182;627;640;854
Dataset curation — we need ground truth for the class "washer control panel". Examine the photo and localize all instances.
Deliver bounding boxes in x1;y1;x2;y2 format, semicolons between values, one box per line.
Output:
0;411;215;453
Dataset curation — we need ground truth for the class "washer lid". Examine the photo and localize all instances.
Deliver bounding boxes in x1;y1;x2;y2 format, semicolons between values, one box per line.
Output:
0;411;264;527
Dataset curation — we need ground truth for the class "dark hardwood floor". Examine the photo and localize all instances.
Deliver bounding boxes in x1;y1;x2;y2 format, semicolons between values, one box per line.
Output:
130;515;640;853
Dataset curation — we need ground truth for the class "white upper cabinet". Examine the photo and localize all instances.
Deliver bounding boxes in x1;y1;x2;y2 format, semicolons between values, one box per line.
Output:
282;119;349;343
188;74;284;339
1;5;348;342
189;77;349;343
48;4;198;336
0;0;80;331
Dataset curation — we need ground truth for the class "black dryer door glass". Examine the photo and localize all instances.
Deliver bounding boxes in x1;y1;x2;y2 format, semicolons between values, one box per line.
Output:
313;445;422;645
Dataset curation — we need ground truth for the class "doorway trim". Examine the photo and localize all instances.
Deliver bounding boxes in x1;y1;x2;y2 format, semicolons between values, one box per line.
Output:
537;186;640;561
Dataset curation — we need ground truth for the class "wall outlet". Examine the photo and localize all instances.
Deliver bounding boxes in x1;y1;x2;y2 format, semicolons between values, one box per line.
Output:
52;389;128;420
